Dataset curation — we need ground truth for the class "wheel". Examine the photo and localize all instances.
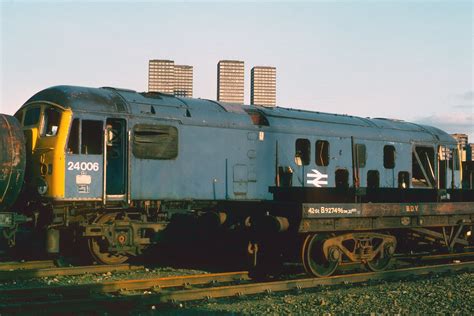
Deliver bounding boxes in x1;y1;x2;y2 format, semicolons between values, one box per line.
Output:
88;213;129;265
365;253;392;272
365;243;394;272
301;234;339;277
301;234;311;274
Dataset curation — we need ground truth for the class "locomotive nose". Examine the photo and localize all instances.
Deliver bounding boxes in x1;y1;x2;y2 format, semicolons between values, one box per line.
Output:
0;114;26;212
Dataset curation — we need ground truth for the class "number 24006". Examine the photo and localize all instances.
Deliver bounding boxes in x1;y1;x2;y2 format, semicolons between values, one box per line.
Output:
67;161;100;172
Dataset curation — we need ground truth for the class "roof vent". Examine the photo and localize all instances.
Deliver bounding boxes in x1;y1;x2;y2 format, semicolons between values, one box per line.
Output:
245;109;269;126
140;92;165;99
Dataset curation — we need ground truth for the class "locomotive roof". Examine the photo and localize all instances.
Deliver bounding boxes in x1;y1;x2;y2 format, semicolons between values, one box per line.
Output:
23;85;457;146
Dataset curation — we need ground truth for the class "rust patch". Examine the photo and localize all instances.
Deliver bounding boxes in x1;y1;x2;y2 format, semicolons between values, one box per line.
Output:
0;114;26;212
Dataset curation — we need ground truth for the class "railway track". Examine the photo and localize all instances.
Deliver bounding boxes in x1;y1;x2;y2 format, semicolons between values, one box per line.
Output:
396;250;474;262
0;263;143;281
0;260;56;271
1;260;472;313
0;251;471;280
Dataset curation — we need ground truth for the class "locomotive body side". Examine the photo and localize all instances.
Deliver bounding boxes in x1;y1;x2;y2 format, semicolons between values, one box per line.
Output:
17;85;462;206
1;85;471;271
127;98;267;202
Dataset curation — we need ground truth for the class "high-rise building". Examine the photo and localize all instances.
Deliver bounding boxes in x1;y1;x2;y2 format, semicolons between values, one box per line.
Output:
251;66;276;107
467;143;474;161
451;133;469;161
217;60;244;104
148;60;175;94
148;60;193;97
174;65;193;97
452;133;469;147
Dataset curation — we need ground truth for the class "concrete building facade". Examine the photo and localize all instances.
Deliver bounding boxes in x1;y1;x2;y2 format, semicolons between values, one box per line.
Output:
174;65;193;97
451;133;469;161
148;60;193;97
467;143;474;161
251;66;276;107
148;59;175;94
217;60;244;104
452;133;469;147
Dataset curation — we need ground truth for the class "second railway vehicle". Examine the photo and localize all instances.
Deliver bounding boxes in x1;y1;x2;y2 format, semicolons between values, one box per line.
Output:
1;85;473;276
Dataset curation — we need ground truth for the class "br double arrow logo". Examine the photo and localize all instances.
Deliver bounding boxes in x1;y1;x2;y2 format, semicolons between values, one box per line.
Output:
306;169;328;187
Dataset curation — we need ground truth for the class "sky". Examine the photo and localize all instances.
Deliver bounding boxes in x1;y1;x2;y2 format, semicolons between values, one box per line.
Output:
1;0;473;139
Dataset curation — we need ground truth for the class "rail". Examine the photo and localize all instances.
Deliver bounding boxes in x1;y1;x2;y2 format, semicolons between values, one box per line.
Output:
0;260;55;271
1;261;472;313
0;263;142;281
0;271;249;301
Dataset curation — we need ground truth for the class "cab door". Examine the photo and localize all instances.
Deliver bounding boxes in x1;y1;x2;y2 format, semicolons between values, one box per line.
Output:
65;119;104;200
105;118;127;200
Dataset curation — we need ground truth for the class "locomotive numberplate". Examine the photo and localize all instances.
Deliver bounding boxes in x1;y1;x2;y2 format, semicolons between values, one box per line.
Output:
65;156;102;199
303;204;362;218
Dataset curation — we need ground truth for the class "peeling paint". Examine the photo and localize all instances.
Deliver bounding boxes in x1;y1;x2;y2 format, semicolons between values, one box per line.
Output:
0;114;26;212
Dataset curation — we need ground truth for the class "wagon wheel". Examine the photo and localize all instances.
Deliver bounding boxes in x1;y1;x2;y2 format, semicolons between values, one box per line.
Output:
301;233;340;277
88;213;129;265
365;242;395;272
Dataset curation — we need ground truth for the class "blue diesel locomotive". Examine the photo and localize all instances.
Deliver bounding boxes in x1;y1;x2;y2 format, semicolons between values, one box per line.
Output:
1;85;473;276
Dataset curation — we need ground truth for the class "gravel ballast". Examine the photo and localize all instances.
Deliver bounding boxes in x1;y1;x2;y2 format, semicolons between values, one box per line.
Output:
0;264;472;314
159;272;474;315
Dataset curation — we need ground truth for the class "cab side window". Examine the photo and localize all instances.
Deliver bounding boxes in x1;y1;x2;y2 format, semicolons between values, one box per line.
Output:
384;145;396;169
24;107;41;126
81;120;103;154
316;140;330;166
41;108;61;137
295;138;310;166
355;144;366;168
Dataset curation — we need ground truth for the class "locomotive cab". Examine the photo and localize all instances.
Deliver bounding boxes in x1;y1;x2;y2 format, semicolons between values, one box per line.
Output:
14;103;72;200
14;102;128;203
